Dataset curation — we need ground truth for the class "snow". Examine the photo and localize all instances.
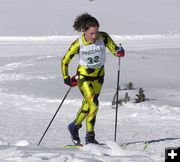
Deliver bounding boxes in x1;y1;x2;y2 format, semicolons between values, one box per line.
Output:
0;1;180;161
0;34;180;162
0;141;152;162
14;140;30;146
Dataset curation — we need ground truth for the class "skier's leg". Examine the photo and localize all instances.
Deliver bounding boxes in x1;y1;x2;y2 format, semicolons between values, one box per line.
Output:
85;78;103;132
78;80;98;132
68;79;91;145
74;99;89;125
73;78;94;126
84;78;104;144
74;77;104;144
78;78;103;132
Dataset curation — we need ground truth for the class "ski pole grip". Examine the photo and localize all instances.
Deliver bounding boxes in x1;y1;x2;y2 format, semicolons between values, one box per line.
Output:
70;75;78;87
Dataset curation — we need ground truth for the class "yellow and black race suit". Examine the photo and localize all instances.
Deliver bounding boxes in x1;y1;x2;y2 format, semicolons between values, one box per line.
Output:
61;31;118;132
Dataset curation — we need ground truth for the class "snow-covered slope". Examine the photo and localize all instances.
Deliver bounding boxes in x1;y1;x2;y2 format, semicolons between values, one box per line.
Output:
0;34;180;161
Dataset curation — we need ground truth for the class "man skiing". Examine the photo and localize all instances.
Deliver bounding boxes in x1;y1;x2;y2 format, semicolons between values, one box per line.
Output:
61;13;125;145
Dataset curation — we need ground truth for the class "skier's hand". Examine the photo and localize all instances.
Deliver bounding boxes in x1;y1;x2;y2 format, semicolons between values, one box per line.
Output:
64;76;71;86
70;75;78;87
115;44;125;57
64;75;78;87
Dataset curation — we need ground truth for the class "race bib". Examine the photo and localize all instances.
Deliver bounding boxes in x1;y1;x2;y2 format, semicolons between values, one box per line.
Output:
79;38;106;68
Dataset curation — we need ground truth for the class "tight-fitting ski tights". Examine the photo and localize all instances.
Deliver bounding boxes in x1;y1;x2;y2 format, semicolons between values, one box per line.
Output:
74;75;104;132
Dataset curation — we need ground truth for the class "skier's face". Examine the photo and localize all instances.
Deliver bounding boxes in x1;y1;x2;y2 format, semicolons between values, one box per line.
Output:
84;26;99;43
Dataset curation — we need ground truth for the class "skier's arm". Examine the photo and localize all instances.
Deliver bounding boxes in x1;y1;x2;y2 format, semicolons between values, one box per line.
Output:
61;39;80;79
101;32;118;55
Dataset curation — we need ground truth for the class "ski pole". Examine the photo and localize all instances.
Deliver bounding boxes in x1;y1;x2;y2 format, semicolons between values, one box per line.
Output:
38;86;72;145
114;57;121;142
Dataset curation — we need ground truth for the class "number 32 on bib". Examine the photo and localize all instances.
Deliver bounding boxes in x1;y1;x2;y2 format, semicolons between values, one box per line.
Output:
79;38;106;69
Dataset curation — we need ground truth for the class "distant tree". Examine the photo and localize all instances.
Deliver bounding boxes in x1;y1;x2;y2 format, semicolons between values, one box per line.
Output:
112;92;130;108
123;82;134;90
135;88;146;103
124;92;130;104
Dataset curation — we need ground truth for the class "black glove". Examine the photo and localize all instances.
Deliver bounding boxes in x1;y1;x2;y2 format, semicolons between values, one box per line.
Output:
64;76;71;86
63;75;78;87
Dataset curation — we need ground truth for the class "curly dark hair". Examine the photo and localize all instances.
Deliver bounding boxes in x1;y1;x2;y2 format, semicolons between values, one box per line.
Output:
73;13;99;32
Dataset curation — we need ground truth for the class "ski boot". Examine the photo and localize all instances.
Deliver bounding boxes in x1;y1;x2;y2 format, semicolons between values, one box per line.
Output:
85;131;99;144
68;122;82;145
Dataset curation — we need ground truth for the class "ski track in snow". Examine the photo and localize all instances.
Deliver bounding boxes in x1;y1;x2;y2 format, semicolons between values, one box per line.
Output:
0;34;180;162
0;141;154;162
0;55;58;82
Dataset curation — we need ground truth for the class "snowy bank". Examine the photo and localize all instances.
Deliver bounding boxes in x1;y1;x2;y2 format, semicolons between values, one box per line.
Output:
0;141;153;162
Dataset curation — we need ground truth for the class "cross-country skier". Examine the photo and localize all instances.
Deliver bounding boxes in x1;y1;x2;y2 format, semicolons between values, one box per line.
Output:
61;13;125;145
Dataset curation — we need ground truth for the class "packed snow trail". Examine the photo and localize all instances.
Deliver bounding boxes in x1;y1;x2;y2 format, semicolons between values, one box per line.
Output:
0;140;154;162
